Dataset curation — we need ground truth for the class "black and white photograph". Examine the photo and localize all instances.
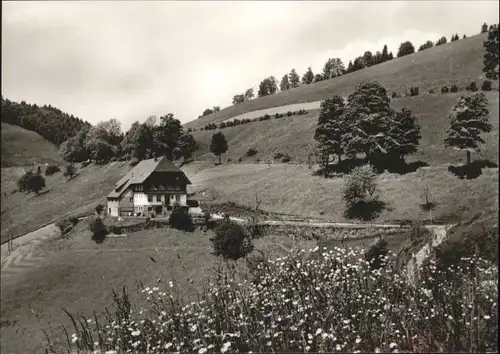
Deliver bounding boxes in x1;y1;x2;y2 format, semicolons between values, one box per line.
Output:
1;1;498;353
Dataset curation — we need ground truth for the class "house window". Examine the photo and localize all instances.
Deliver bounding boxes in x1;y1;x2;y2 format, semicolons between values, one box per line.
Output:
148;195;153;202
129;196;133;202
175;195;180;202
109;208;111;214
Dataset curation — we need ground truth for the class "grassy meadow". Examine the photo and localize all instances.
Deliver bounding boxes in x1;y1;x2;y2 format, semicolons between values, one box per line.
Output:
185;33;492;130
1;123;61;168
187;163;498;224
0;162;130;242
0;220;408;353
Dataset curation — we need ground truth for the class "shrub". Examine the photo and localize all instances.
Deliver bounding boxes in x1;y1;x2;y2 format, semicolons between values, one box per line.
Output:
287;111;293;117
210;216;253;260
45;164;60;176
246;148;258;157
64;164;77;179
466;81;478;92
274;113;283;119
169;204;194;231
365;238;389;269
441;86;449;94
274;152;283;160
17;171;33;192
343;164;378;206
227;157;232;162
391;92;398;98
89;217;107;242
450;85;458;93
56;218;74;235
429;88;436;94
482;80;493;91
238;157;243;163
95;204;104;215
281;154;291;163
409;86;419;96
69;216;79;225
17;172;46;194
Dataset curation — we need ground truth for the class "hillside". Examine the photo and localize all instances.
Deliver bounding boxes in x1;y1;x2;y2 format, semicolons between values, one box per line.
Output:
185;33;490;129
1;123;61;167
0;162;131;242
1;97;91;146
190;92;499;165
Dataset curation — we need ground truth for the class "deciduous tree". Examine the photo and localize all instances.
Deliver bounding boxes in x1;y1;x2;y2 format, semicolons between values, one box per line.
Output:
418;40;434;51
244;88;254;100
397;41;415;57
232;94;245;104
210;131;228;164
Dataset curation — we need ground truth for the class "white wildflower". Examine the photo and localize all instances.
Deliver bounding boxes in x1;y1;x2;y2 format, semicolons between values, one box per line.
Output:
221;341;231;353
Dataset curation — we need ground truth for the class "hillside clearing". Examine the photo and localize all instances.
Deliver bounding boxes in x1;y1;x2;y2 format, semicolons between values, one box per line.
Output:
188;163;498;224
190;92;499;164
0;162;131;242
1;123;61;168
186;33;492;129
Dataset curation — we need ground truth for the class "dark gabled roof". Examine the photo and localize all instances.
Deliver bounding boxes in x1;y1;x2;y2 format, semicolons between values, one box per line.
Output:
107;156;191;199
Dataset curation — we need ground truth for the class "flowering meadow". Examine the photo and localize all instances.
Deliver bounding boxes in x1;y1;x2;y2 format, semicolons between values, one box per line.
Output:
53;245;497;353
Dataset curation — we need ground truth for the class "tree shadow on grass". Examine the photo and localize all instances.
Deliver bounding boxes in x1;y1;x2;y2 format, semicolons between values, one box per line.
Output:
313;158;429;177
448;159;498;180
344;200;387;221
383;160;429;174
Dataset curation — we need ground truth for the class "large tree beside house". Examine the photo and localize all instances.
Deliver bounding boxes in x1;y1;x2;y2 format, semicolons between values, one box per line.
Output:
106;156;192;217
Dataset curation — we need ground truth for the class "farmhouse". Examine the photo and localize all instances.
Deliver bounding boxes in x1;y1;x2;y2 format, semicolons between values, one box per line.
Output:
106;156;191;217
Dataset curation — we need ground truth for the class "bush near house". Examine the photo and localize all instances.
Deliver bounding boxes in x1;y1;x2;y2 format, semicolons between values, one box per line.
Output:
450;84;459;93
210;215;253;260
441;86;450;93
169;204;194;231
281;154;291;163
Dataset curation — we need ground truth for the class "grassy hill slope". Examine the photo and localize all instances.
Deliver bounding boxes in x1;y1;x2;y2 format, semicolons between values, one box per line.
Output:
1;123;61;167
187;163;498;225
0;162;131;241
191;92;499;165
185;33;490;129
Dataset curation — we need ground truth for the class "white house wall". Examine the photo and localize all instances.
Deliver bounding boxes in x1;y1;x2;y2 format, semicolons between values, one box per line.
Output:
134;193;149;206
107;200;119;217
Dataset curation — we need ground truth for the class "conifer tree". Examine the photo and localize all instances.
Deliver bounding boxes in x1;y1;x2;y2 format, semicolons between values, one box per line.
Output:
444;93;492;165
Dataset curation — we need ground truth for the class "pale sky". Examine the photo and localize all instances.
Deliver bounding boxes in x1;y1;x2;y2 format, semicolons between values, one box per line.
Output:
2;1;499;130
